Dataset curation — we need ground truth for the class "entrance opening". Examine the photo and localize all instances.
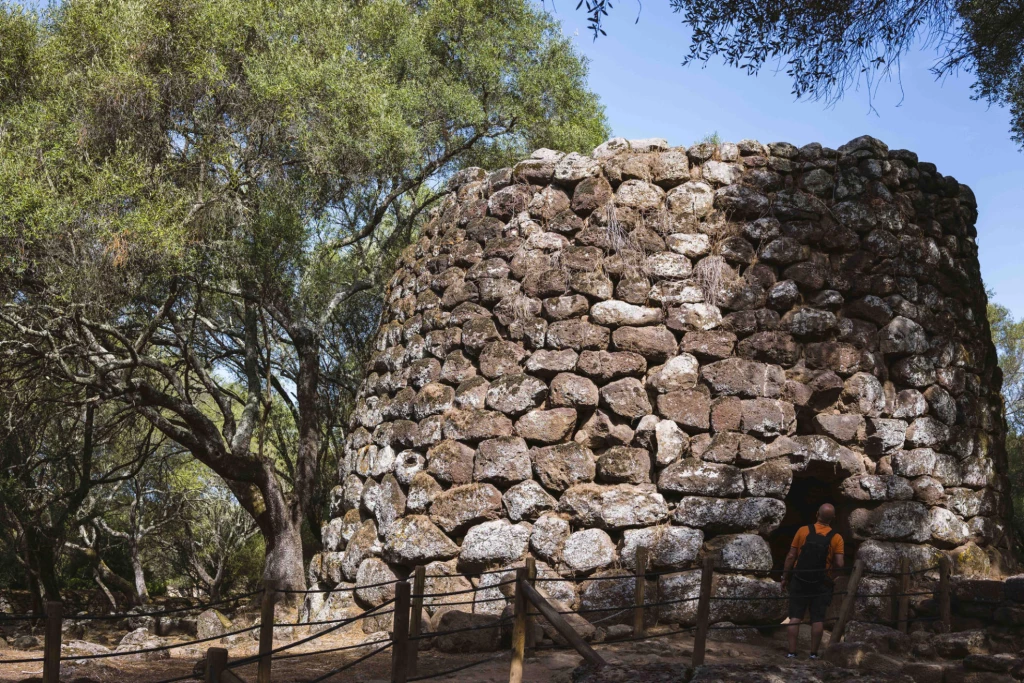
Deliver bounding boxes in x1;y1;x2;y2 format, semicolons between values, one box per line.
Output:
770;473;858;570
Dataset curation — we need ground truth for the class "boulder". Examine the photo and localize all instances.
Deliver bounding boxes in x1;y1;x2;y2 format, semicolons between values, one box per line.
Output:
558;483;669;529
484;374;548;416
355;558;398;607
383;515;459;565
530;512;571;564
114;627;170;661
590;300;664;326
562;528;617;572
620;525;703;569
700;358;784;398
458;519;531;568
429;483;503;533
658;460;744;497
433;610;501;652
516;408;577;443
600;377;653;420
577;350;648;382
532;442;596;492
474;436;532;485
597;446;652;484
612;326;678;362
549;372;600;408
502;480;557;522
705;534;773;571
672;496;786;534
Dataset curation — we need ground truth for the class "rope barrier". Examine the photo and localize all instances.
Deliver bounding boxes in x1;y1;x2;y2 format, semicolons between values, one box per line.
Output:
279;577;401;596
304;641;392;682
272;637;391;662
0;613;44;622
408;650;509;680
413;579;515;599
297;609;395;628
408;616;514;642
228;598;396;668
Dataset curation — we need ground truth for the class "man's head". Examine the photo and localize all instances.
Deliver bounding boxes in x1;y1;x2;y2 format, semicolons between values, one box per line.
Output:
817;504;835;524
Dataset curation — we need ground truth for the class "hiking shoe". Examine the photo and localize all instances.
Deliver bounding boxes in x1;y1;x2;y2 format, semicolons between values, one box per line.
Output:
786;652;798;659
809;653;820;660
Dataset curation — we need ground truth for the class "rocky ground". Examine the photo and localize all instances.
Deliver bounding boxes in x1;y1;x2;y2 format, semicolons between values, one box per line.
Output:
2;620;1023;682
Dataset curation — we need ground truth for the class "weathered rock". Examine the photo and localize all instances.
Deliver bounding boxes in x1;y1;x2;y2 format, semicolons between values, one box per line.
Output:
426;439;476;485
484;373;548;416
474;436;532;484
612;325;678;361
550;372;600;408
516;408;577;443
658;460;744;497
355;558;398;607
459;519;531;568
558;483;669;528
620;526;703;569
502;480;557;522
597;446;652;484
434;610;501;652
701;358;784;398
600;377;652;419
530;512;571;564
532;442;596;491
672;496;786;533
562;528;617;572
706;534;773;571
383;515;459;565
429;483;503;533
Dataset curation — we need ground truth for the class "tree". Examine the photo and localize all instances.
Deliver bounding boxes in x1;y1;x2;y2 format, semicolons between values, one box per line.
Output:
575;0;1024;147
0;0;608;591
988;301;1024;558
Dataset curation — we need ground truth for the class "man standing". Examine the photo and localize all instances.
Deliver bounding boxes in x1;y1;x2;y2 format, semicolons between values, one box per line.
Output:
781;503;845;659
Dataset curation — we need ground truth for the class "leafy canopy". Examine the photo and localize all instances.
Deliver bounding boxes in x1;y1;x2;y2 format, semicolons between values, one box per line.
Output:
576;0;1024;147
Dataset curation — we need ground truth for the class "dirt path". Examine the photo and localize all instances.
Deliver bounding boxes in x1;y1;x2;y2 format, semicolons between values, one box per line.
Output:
0;627;835;682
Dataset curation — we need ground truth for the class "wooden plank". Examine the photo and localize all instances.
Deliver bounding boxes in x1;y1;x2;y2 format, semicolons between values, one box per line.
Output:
206;647;228;683
691;556;714;668
525;557;537;656
391;580;411;683
257;580;276;683
509;568;528;683
43;601;62;683
938;555;951;633
220;670;247;683
830;558;865;644
520;580;606;669
897;557;910;634
633;546;648;638
409;566;426;677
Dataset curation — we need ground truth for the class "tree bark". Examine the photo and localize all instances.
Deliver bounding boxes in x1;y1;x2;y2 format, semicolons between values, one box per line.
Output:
130;540;151;604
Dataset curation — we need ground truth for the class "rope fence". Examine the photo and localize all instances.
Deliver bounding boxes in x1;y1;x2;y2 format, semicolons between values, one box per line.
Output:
2;551;959;683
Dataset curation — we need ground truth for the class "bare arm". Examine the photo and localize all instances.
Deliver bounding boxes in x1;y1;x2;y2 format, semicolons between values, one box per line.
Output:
782;547;799;587
832;553;845;579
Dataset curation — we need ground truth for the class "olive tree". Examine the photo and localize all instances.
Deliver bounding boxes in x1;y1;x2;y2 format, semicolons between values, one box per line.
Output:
0;0;608;591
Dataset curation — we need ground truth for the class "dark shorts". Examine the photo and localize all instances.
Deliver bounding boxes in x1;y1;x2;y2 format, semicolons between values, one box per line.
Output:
788;579;833;623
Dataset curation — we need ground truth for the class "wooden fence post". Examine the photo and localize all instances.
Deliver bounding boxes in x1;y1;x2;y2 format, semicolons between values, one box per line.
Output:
392;580;411;683
633;546;648;638
897;557;910;634
257;579;277;683
691;556;714;668
831;558;865;644
525;557;537;656
938;555;951;633
509;568;528;683
205;647;228;683
42;601;62;683
408;566;426;677
518;580;606;669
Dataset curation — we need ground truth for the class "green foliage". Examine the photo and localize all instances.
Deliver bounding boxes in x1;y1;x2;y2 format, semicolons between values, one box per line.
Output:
694;131;721;145
577;0;1024;148
988;301;1024;558
0;0;607;588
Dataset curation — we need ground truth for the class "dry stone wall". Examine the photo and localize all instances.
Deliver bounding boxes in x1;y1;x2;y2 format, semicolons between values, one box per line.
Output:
312;135;1016;632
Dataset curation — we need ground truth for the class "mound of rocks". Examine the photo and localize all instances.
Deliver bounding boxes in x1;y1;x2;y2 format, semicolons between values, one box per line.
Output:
308;135;1014;630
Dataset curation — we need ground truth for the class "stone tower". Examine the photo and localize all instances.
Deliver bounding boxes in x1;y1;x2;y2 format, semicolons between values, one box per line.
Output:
314;136;1016;628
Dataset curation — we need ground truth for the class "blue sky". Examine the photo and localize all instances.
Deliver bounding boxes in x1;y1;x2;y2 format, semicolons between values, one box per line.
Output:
552;2;1024;319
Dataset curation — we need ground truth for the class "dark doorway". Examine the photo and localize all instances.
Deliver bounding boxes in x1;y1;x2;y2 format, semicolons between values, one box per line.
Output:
769;474;858;569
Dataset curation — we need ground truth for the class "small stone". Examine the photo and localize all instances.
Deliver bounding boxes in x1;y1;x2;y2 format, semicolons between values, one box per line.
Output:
646;353;700;393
